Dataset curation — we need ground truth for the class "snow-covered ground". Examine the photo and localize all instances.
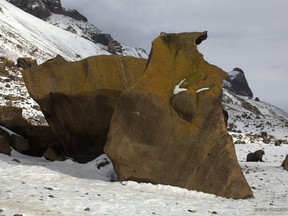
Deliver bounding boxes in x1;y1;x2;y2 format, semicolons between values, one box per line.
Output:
0;143;287;216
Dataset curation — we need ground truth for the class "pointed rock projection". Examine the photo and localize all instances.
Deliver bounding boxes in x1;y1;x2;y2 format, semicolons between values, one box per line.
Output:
105;32;253;199
22;55;147;163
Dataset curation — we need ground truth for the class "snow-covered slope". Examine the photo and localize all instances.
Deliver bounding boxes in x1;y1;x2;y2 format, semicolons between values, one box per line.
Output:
6;0;148;59
0;0;110;63
47;13;148;58
1;143;287;216
223;89;288;143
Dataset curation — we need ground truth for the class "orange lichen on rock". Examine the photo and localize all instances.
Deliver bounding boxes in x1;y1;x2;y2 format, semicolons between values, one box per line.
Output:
105;32;253;199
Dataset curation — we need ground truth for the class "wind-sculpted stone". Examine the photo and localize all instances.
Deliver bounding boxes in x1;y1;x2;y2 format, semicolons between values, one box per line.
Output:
22;55;147;163
105;32;253;199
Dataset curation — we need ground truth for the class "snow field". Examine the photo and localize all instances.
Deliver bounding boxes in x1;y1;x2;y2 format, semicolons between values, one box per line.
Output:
0;143;287;216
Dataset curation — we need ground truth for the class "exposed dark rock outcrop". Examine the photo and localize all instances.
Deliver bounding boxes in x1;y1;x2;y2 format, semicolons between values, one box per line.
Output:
223;67;253;97
22;55;147;163
105;32;253;199
0;106;62;156
7;0;87;21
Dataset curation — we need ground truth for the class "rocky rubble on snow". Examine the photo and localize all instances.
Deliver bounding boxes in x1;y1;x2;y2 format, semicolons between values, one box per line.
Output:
0;57;44;124
223;89;288;144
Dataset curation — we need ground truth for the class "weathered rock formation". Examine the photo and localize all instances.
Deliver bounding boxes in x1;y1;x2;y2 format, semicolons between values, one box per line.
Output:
22;55;147;163
105;32;253;199
223;67;253;97
282;154;288;171
0;106;62;156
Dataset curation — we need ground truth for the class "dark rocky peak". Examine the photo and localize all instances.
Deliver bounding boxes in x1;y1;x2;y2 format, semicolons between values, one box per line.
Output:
223;67;253;97
7;0;87;21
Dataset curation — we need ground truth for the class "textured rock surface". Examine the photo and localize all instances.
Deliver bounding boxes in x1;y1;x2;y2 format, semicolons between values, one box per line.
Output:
105;32;253;199
22;55;147;163
223;67;253;97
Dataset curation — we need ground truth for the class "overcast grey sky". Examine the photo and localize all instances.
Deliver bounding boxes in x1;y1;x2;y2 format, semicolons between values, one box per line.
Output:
62;0;288;112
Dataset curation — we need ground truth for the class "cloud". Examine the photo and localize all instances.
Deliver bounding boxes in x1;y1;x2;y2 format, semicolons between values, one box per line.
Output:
61;0;288;111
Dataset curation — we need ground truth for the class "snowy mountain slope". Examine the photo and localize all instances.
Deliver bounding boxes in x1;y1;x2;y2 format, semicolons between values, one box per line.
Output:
223;89;288;143
0;144;288;216
0;0;110;63
47;13;148;58
6;0;148;58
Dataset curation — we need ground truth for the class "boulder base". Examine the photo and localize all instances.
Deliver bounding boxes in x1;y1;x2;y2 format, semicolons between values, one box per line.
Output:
105;32;253;199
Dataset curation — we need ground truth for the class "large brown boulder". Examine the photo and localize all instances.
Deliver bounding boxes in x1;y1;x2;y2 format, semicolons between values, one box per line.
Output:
22;55;147;162
105;32;253;199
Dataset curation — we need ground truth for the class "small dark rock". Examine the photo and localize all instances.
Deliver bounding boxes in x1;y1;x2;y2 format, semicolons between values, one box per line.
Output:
11;158;21;163
84;207;90;211
44;187;54;191
246;150;265;162
188;209;197;213
212;211;218;214
48;195;54;198
275;140;282;146
96;159;110;169
13;214;23;216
